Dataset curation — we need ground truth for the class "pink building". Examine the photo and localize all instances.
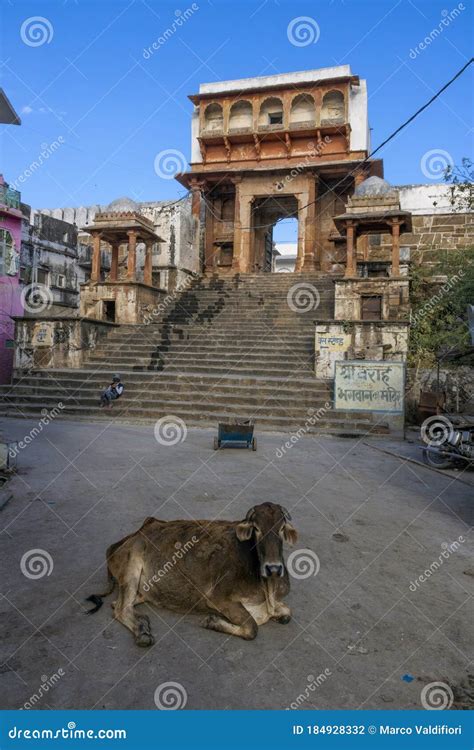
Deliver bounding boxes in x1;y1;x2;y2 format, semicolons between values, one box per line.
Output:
0;176;23;383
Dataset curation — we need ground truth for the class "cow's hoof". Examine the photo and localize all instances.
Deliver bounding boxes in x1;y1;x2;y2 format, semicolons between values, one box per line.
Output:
273;614;291;624
135;632;155;648
203;615;219;630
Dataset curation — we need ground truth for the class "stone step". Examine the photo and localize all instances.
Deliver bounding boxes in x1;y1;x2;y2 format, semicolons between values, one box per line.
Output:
86;351;313;366
1;403;377;434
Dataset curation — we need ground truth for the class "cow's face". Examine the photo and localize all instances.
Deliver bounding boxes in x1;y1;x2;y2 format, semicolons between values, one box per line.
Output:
236;502;297;578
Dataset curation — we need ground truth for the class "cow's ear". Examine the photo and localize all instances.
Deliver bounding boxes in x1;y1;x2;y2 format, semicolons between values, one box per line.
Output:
236;522;253;541
282;522;298;545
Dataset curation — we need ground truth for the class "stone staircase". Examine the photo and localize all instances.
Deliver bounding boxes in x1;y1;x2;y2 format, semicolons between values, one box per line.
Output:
0;274;384;435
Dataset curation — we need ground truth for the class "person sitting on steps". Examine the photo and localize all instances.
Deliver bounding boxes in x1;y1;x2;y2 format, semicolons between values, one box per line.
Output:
99;374;124;408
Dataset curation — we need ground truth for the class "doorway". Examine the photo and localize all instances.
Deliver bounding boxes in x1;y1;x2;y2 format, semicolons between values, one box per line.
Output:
251;195;299;272
104;300;116;322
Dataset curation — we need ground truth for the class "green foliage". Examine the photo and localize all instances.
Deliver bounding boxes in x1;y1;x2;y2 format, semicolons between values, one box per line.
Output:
408;246;474;368
443;158;474;212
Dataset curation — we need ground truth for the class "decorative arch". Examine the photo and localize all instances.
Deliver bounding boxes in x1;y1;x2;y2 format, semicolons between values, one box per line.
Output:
289;93;316;127
203;103;223;132
229;100;253;130
321;90;345;124
258;97;284;128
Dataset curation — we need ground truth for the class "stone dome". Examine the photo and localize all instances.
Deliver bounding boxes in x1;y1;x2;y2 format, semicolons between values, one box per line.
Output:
354;176;393;197
106;196;138;212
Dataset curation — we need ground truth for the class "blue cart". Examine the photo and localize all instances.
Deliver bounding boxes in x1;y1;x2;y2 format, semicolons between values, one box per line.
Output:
214;419;256;450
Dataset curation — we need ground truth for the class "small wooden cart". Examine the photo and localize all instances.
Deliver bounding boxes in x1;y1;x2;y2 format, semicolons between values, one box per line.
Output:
213;419;256;451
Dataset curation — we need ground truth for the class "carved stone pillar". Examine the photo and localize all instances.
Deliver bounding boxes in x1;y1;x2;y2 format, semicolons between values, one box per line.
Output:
391;220;400;277
127;230;137;280
301;175;319;272
110;243;119;282
190;178;204;272
144;241;153;286
91;232;102;282
231;177;242;272
239;195;253;274
344;222;356;278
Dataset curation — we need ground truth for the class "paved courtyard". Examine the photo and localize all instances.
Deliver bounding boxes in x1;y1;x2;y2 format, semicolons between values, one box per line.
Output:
0;417;472;711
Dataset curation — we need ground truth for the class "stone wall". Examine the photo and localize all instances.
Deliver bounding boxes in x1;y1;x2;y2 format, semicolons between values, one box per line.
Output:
334;278;410;321
406;365;474;419
80;281;166;325
14;317;117;371
315;321;409;379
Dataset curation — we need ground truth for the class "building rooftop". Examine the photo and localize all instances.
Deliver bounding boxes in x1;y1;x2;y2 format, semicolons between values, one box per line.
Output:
194;65;358;99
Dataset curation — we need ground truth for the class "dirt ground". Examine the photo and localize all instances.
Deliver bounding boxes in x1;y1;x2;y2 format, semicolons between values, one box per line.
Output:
0;417;472;710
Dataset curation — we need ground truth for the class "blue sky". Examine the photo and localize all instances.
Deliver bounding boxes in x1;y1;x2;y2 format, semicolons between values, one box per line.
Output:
1;0;473;242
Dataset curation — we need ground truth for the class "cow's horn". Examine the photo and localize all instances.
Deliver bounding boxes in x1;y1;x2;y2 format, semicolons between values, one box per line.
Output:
245;507;256;522
282;506;292;521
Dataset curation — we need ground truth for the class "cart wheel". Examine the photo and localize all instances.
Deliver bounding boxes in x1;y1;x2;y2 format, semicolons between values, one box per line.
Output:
252;437;257;451
213;437;219;450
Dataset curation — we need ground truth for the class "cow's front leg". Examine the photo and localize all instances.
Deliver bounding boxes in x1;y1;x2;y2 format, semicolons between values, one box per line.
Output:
271;601;292;624
204;602;258;640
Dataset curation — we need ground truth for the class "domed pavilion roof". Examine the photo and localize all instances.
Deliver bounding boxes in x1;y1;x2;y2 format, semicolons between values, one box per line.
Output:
354;176;393;197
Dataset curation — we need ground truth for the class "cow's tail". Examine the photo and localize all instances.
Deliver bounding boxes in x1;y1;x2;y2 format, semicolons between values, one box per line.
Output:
85;540;122;613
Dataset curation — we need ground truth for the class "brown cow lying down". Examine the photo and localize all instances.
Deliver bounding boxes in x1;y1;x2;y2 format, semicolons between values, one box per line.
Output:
86;502;297;646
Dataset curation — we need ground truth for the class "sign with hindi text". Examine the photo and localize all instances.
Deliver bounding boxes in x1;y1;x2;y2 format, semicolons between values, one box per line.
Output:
334;360;405;414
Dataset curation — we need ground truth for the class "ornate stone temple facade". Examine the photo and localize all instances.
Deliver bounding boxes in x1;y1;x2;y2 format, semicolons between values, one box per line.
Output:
176;65;383;275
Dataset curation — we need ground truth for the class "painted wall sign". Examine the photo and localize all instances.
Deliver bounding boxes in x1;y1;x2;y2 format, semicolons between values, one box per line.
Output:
334;360;405;414
317;332;351;352
32;322;54;347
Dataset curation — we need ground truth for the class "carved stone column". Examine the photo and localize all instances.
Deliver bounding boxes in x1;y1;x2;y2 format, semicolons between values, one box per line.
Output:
144;241;153;286
231;176;242;272
91;232;102;282
239;195;253;274
391;220;400;277
127;230;137;280
344;222;357;278
301;174;319;272
190;178;204;272
110;243;119;281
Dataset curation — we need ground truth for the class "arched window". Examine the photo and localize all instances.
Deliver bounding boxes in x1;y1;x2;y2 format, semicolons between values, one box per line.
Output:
289;94;316;127
203;103;223;133
258;97;284;128
321;90;345;124
229;100;253;131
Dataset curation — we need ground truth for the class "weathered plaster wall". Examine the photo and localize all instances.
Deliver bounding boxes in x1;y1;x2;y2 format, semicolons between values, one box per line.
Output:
14;317;117;371
315;321;409;379
334;278;410;321
0;208;23;383
80;281;165;324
